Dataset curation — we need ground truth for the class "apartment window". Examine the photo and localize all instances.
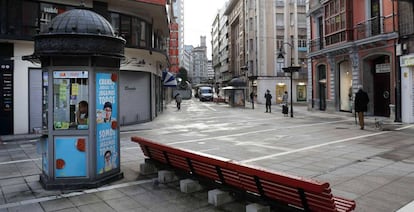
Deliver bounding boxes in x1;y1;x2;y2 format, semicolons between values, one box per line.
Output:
276;0;284;6
276;13;284;27
120;15;131;44
110;13;120;34
324;0;348;45
297;0;306;6
131;17;147;47
299;39;307;48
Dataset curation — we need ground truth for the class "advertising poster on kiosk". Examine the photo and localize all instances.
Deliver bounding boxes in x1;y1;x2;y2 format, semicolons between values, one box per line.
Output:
96;72;119;174
54;137;87;177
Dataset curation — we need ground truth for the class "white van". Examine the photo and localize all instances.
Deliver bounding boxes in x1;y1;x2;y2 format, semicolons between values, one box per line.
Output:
198;86;213;101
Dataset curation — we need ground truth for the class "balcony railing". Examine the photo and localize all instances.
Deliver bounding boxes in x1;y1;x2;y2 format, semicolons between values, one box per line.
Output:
309;38;324;52
309;15;396;53
354;15;395;40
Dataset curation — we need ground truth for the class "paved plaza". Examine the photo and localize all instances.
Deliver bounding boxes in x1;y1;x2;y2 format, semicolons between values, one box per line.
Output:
1;99;414;212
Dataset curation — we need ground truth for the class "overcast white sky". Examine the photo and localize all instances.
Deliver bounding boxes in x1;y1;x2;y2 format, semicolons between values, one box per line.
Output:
184;0;227;59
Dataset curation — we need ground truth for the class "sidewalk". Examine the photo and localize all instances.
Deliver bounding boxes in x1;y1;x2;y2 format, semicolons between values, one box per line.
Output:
0;102;399;142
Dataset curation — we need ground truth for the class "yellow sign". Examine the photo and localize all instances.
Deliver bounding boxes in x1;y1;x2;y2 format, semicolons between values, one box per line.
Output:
71;83;79;95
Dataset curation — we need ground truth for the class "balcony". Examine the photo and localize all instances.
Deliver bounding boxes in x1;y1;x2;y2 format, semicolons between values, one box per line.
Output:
309;38;324;52
354;15;395;40
309;15;396;54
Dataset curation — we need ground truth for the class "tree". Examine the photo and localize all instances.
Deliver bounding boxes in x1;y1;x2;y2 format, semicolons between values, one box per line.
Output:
177;67;188;83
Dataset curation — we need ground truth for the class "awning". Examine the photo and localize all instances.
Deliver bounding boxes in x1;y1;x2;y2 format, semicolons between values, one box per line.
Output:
221;86;246;90
162;70;177;87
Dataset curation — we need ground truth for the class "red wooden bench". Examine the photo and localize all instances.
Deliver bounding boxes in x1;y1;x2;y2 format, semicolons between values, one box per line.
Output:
131;136;356;212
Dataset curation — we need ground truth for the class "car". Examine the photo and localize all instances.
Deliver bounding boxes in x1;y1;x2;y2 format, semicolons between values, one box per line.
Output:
198;86;213;101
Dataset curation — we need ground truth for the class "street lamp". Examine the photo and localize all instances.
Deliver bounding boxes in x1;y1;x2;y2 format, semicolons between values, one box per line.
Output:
278;46;300;118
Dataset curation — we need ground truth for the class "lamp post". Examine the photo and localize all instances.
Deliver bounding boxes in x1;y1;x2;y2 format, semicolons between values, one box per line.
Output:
277;45;300;118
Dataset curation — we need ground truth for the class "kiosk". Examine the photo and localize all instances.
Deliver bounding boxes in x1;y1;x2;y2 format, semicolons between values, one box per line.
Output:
222;78;246;107
24;9;125;189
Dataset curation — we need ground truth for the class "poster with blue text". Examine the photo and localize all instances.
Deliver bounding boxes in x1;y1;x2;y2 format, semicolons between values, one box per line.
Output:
96;72;119;174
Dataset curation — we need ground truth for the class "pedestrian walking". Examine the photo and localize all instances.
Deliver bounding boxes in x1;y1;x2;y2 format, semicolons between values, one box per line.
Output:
282;91;289;116
354;85;369;130
264;89;272;113
282;91;288;105
250;91;255;109
175;93;182;110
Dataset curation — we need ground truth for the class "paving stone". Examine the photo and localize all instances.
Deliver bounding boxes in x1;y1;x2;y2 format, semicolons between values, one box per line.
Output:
6;203;44;212
78;202;116;212
104;196;143;211
40;198;75;212
68;193;101;206
95;189;126;201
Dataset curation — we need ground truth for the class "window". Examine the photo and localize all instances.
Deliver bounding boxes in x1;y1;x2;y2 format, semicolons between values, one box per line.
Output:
324;0;348;45
120;15;131;44
110;13;120;34
276;13;284;27
22;1;39;36
53;71;89;130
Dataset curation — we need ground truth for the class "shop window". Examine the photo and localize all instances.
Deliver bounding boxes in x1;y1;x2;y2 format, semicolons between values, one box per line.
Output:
297;84;307;101
53;71;89;130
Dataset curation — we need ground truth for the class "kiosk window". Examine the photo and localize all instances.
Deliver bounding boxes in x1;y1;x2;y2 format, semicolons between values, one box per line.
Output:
53;71;88;130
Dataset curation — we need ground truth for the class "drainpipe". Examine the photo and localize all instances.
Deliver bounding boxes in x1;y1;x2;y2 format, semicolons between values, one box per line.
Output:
394;0;401;122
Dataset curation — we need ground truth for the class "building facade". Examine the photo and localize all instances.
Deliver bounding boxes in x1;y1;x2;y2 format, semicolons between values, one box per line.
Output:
224;0;246;87
191;36;208;85
398;0;414;123
172;0;185;69
182;44;193;75
249;0;308;104
211;2;230;89
216;0;307;104
0;0;172;135
308;0;399;119
169;22;180;73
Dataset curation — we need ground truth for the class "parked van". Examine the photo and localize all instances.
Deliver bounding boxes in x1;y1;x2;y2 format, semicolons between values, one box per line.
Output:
198;86;213;101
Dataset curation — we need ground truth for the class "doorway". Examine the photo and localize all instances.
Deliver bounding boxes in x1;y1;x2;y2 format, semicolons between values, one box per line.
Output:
339;61;352;112
317;65;326;111
371;55;391;117
373;71;390;116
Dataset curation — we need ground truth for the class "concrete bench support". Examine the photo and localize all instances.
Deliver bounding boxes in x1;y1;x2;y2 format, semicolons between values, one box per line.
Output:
246;203;270;212
180;179;202;193
158;170;177;183
139;163;157;175
208;189;234;207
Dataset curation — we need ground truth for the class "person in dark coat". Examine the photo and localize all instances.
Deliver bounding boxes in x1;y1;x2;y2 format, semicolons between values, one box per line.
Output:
250;91;255;109
354;85;369;130
175;93;182;110
264;89;272;113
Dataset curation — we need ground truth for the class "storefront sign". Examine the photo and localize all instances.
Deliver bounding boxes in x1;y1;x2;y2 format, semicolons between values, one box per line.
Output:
375;63;391;73
43;7;58;14
402;56;414;67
